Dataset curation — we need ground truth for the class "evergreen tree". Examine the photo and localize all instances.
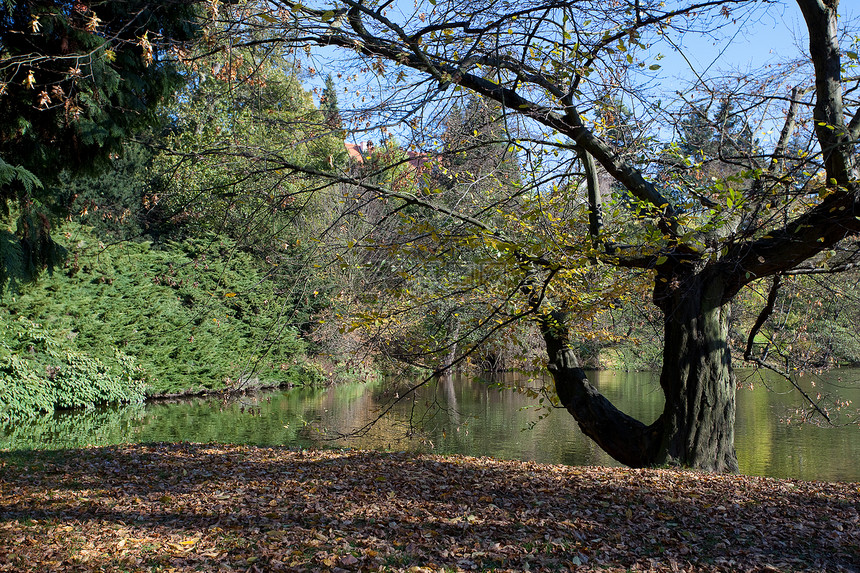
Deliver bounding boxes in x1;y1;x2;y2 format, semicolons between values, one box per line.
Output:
0;0;200;290
598;97;638;154
321;73;343;130
677;105;717;159
677;99;754;161
713;98;754;159
441;95;521;197
159;51;345;251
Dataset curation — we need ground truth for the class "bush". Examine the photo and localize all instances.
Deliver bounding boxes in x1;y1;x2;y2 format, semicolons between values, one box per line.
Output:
2;224;320;407
0;317;145;421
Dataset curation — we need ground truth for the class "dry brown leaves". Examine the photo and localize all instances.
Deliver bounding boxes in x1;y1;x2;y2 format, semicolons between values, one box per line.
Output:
0;443;857;572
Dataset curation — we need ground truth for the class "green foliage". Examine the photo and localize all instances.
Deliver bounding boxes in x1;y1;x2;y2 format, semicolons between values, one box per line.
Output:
736;272;860;368
0;158;41;194
0;315;145;421
0;0;198;182
441;95;522;195
157;50;345;250
2;224;323;404
0;225;27;293
154;51;348;336
321;73;343;130
57;143;164;241
0;0;199;288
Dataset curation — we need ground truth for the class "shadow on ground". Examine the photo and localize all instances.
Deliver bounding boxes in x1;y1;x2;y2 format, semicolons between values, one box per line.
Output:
1;442;857;572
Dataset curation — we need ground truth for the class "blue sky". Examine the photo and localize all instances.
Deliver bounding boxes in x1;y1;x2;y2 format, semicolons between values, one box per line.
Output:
304;1;852;149
652;1;807;89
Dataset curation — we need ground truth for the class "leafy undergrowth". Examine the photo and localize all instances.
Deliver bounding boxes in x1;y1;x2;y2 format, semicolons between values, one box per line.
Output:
0;444;857;572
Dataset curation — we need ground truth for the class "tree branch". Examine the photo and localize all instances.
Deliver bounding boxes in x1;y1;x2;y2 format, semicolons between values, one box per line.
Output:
537;308;663;468
311;3;681;231
796;0;857;186
745;358;832;424
719;1;860;296
578;147;605;251
743;274;781;361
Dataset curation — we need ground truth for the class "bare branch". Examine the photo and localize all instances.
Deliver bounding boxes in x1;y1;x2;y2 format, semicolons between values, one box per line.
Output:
744;274;781;361
745;358;833;424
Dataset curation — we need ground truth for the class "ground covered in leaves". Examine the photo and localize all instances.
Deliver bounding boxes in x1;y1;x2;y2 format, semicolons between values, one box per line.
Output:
0;443;857;572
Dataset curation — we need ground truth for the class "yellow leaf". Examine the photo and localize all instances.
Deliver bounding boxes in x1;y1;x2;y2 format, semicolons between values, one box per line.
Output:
225;292;236;297
86;12;102;32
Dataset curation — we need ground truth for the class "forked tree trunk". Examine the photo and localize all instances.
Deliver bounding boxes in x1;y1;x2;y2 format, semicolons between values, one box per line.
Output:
543;266;739;472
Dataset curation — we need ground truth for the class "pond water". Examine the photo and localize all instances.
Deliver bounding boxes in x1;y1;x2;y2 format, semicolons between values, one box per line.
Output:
2;369;858;482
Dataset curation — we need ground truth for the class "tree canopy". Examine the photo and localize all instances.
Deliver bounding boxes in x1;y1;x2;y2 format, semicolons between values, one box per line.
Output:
2;0;858;472
205;0;860;471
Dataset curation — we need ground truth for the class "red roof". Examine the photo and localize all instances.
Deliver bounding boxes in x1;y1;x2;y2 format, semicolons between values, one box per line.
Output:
345;142;433;171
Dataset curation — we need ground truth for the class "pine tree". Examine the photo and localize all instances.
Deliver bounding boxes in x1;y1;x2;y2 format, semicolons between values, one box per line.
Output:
321;74;343;130
441;95;521;194
677;105;716;159
713;98;754;158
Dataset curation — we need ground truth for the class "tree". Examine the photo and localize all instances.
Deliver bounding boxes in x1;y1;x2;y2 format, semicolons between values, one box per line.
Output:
677;105;719;159
442;94;521;189
321;73;343;129
158;51;343;241
221;0;859;471
0;0;199;288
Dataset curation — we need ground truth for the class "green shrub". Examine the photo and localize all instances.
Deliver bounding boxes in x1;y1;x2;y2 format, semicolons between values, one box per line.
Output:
3;223;317;404
0;316;145;421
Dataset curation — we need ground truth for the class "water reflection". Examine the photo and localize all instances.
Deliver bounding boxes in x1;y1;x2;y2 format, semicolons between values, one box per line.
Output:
2;369;857;482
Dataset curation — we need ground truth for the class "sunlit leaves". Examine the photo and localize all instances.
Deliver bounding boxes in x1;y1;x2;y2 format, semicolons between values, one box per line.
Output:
2;443;857;571
85;11;102;32
138;32;153;67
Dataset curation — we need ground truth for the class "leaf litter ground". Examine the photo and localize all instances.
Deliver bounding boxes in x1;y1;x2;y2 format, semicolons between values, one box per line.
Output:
0;443;857;572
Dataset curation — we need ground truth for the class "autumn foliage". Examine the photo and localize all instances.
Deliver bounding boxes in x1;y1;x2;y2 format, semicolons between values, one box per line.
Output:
1;443;857;572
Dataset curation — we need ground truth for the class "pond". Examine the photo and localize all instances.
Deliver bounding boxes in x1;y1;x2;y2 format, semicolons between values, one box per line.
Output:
2;369;858;482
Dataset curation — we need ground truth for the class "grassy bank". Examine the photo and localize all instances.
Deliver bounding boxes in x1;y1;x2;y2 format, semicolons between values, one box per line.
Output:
1;443;857;572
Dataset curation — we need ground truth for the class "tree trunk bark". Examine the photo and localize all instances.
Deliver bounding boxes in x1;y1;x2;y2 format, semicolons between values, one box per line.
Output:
543;266;739;472
541;310;664;468
652;269;738;472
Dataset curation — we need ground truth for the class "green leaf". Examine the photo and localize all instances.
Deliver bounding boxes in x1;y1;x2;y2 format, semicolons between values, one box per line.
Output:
649;64;661;70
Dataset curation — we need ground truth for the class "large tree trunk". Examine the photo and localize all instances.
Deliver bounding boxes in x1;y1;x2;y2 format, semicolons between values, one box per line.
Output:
544;266;738;472
653;268;738;472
